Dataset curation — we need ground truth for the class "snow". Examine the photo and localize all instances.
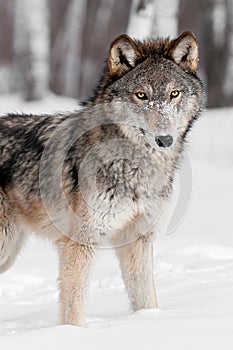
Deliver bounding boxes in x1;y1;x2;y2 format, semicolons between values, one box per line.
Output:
0;95;233;349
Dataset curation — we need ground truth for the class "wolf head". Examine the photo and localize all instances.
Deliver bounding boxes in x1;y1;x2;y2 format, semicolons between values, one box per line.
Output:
85;32;204;150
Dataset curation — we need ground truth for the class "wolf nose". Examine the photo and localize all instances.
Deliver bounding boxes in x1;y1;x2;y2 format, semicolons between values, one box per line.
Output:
155;135;174;148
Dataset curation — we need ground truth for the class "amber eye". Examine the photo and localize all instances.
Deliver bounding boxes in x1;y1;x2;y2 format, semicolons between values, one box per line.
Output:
170;90;180;99
135;91;148;100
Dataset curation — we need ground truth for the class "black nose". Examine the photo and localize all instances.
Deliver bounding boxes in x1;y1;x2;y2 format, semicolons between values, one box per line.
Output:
155;135;174;148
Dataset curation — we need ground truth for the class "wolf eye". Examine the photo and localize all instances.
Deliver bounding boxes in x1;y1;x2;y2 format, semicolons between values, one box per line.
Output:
135;91;148;100
170;90;180;99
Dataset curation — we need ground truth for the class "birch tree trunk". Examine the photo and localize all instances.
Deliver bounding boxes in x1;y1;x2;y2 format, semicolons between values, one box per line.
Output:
127;0;157;39
152;0;179;37
14;0;49;101
127;0;179;39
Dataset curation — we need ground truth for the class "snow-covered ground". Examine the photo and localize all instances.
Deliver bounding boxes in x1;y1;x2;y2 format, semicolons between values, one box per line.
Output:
0;94;233;349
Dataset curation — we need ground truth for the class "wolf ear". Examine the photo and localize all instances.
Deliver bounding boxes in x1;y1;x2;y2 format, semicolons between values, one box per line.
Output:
108;34;143;76
168;31;199;72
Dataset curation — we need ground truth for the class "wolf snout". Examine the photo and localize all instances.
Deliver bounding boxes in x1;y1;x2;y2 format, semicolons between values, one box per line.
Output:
155;134;174;149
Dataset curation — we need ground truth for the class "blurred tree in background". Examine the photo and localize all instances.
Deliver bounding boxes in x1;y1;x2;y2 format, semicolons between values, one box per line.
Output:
179;0;233;107
0;0;232;107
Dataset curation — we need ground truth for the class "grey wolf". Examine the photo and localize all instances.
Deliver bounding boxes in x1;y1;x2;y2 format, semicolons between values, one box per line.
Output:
0;31;204;326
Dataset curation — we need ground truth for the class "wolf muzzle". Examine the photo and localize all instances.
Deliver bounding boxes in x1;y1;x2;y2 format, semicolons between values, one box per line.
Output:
155;134;174;148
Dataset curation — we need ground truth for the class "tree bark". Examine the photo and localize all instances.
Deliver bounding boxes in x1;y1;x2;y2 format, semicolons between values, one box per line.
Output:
179;0;233;108
222;0;233;106
0;0;17;93
127;0;179;39
49;0;72;95
79;0;131;100
14;0;49;101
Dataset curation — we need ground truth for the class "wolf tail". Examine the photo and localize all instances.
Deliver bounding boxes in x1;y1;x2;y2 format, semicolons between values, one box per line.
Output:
0;191;27;273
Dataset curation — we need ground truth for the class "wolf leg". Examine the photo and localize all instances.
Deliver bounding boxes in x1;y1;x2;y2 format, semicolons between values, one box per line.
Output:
0;192;26;273
115;234;157;311
56;237;95;327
